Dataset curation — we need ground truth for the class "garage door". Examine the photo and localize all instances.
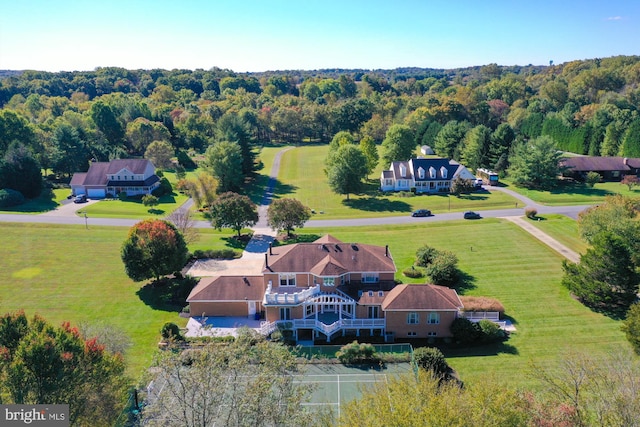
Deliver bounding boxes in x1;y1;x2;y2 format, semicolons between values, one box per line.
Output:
87;189;106;198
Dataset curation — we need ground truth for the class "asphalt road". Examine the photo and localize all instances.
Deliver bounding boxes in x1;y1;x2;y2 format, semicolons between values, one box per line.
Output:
0;185;590;229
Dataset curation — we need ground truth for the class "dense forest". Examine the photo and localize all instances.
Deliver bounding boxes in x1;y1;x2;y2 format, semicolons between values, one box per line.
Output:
1;56;640;194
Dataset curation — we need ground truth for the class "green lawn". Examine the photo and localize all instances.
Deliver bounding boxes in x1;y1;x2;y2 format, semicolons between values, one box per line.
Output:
276;145;520;219
501;177;640;205
525;213;590;255
302;219;629;389
0;222;240;379
79;192;189;219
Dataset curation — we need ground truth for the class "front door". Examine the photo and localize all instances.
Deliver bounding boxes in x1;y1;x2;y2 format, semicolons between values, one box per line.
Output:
247;301;256;317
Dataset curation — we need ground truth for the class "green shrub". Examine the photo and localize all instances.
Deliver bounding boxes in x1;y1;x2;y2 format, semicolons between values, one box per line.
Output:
142;194;159;207
192;249;240;259
118;192;128;201
585;171;601;187
478;319;506;343
161;322;183;341
403;266;424;278
336;341;380;365
415;245;440;267
413;347;450;377
525;208;537;219
0;189;25;207
451;318;481;344
425;251;460;287
622;302;640;355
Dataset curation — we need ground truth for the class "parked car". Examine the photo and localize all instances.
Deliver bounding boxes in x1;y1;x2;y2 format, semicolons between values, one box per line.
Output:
463;211;481;219
73;194;87;203
412;209;432;217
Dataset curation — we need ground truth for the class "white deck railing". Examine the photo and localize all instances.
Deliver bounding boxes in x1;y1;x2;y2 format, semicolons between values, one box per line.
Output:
461;311;506;330
259;318;386;337
263;284;321;305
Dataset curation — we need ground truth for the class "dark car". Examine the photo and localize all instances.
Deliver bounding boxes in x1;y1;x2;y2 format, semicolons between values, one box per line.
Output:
73;194;87;204
463;211;481;219
412;209;432;217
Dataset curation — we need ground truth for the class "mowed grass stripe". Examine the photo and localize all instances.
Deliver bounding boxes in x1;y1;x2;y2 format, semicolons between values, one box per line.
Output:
303;219;628;388
0;222;186;377
275;145;520;219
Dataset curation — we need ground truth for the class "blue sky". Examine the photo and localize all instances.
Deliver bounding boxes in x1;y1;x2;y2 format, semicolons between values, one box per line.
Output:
1;0;638;72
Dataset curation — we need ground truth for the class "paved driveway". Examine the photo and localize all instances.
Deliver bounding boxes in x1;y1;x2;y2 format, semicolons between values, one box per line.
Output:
40;198;100;217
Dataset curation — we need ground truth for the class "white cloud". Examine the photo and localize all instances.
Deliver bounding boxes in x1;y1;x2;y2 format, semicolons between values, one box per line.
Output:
606;16;623;21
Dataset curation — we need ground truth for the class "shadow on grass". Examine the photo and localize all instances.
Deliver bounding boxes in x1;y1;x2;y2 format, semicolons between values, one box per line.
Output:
343;197;412;213
136;276;197;312
221;235;251;250
443;341;519;357
454;271;477;294
147;208;165;215
0;188;59;213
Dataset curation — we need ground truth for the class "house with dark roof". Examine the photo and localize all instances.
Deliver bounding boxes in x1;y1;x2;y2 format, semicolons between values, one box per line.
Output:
70;159;160;198
560;156;640;181
187;235;468;342
380;158;475;193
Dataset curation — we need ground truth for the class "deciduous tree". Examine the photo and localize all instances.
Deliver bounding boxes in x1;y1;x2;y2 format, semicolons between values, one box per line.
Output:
121;219;188;282
0;311;129;427
210;192;258;237
622;302;640;354
326;144;368;200
381;124;415;165
267;198;312;237
359;135;379;179
204;140;244;193
0;142;42;198
143;329;312;427
144;140;174;170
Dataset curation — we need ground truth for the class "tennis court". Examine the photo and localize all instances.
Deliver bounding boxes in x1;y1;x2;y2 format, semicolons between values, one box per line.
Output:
297;362;414;417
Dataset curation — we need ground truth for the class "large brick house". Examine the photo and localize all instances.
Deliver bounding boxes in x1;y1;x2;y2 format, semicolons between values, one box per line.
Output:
187;235;465;342
380;158;476;193
70;159;160;199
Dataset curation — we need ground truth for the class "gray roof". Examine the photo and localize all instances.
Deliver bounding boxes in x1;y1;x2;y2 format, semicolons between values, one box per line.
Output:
106;159;153;174
410;158;458;181
560;156;640;172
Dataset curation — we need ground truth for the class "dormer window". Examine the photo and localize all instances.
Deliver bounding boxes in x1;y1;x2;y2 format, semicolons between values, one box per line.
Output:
399;164;407;178
429;167;436;179
440;166;448;179
368;291;374;297
418;167;425;179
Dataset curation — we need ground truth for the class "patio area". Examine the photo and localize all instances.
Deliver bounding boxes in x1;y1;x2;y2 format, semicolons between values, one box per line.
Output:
185;316;262;338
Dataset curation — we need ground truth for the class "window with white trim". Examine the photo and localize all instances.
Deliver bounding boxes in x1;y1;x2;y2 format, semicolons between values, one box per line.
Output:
429;167;436;179
323;277;335;286
305;305;314;317
440;166;448;178
407;331;417;337
362;273;379;283
279;273;296;287
407;312;419;324
428;312;440;324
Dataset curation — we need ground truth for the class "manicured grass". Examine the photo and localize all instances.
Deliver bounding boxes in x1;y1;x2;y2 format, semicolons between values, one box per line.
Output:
524;213;590;255
0;222;241;379
79;192;189;219
501;177;640;205
246;144;292;205
276;145;520;219
302;219;629;389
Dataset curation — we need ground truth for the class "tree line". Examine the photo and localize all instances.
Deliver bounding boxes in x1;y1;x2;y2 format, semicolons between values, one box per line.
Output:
2;56;640;199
